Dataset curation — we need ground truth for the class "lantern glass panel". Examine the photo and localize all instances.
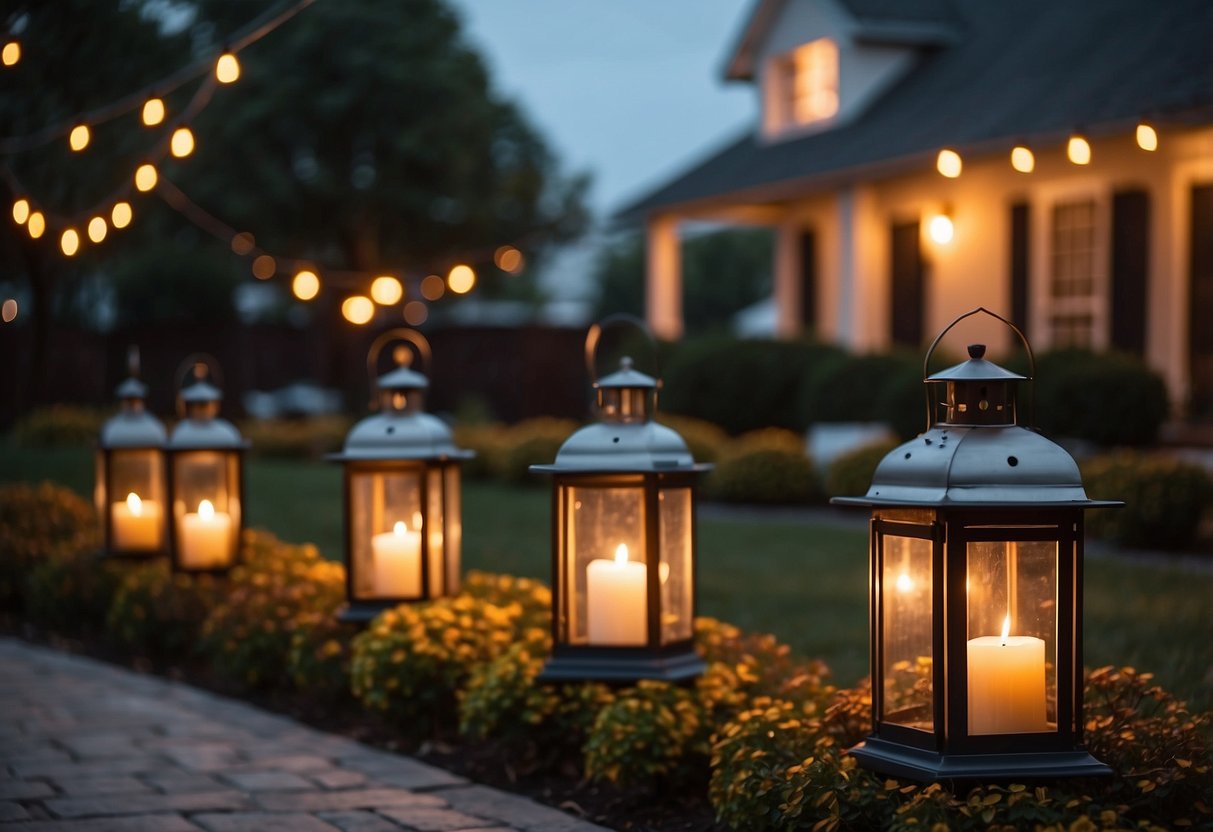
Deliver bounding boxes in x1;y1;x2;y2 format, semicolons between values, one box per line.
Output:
172;450;240;569
658;486;692;644
444;466;462;594
881;534;933;729
966;539;1058;735
350;467;423;599
427;466;444;597
563;482;647;646
109;448;166;551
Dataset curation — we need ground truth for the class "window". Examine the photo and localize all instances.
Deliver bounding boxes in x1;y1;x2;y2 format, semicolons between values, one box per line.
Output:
1049;199;1098;347
766;38;839;134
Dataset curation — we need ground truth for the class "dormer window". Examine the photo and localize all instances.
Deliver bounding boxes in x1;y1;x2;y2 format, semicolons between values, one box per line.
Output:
765;37;839;136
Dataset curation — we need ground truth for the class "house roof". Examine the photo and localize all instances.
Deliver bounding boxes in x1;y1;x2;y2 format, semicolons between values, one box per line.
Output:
620;0;1213;223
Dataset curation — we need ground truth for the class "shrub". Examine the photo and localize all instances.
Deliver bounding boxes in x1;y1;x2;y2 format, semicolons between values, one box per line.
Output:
585;680;707;788
708;430;819;505
0;481;99;611
657;414;729;464
287;612;356;704
24;552;131;636
241;415;352;459
461;570;552;630
491;418;579;483
1081;452;1213;550
452;424;509;480
107;563;222;662
9;405;107;447
798;351;920;428
823;439;900;499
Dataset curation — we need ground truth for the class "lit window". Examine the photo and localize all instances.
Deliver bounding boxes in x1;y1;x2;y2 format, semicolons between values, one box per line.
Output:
767;38;839;134
1049;199;1099;347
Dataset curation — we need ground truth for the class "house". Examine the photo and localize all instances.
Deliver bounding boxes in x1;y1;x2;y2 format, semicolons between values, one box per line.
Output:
617;0;1213;419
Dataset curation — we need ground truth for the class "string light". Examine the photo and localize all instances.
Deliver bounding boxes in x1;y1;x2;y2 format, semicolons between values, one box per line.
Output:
1067;134;1091;165
27;211;45;238
87;216;108;243
494;244;523;274
928;214;954;244
403;300;428;326
292;269;320;300
60;228;80;256
1136;121;1158;152
111;202;133;228
170;125;195;158
1;299;16;323
1;41;18;67
447;264;475;294
12;198;30;225
142;97;166;127
936;148;962;178
231;232;255;255
420;274;445;301
69;124;90;152
370;275;403;305
342;295;374;324
134;163;158;191
1010;145;1035;173
216;51;240;84
252;254;276;279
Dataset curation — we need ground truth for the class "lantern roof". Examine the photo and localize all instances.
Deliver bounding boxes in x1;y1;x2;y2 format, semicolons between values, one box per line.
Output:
115;377;149;400
180;379;222;404
927;344;1027;383
100;406;166;448
377;363;429;392
168;415;246;450
595;356;658;390
532;421;708;474
333;411;472;461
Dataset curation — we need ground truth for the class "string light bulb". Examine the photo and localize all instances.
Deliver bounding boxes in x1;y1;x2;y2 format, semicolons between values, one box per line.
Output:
1010;145;1035;173
215;50;240;84
231;232;255;255
936;148;962;178
370;275;403;305
342;295;374;325
404;300;428;326
494;245;523;274
447;264;475;294
420;274;445;301
69;124;90;152
928;214;954;245
1067;134;1091;165
1136;121;1158;152
60;228;80;256
27;211;45;238
12;198;30;225
134;163;158;192
142;97;165;126
1;299;16;323
292;270;320;301
170;125;195;158
87;216;107;243
111;202;133;229
252;254;276;280
2;41;19;67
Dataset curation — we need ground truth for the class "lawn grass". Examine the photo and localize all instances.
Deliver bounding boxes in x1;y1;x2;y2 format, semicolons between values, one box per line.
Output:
2;444;1210;714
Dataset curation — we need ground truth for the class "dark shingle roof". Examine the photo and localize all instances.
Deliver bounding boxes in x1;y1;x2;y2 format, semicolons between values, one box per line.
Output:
618;0;1213;223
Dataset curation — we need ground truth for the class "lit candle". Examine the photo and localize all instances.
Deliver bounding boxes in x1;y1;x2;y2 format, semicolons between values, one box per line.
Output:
586;543;647;645
111;491;162;550
179;499;232;569
967;614;1047;734
371;520;421;597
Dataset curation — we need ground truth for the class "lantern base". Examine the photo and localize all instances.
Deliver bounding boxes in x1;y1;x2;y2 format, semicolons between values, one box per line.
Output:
850;736;1112;782
537;646;706;684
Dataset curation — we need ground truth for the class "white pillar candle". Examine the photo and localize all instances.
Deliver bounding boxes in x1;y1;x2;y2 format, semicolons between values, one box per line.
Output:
112;492;162;550
179;499;232;569
586;543;647;645
371;520;421;597
967;615;1047;734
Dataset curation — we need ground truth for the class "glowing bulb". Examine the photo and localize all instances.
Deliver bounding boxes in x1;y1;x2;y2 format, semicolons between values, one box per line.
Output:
1;299;16;323
231;232;255;255
170;126;195;158
936;148;962;178
111;202;133;229
199;499;215;520
342;295;374;324
1067;135;1091;165
420;274;445;300
393;520;406;536
447;264;475;294
216;51;240;84
12;198;30;225
928;214;954;244
87;216;107;243
1010;145;1035;173
370;275;403;305
1;41;19;67
403;300;428;326
69;124;90;152
134;163;158;192
614;543;629;565
142;97;165;126
1000;613;1011;646
292;269;320;301
126;492;143;516
1136;122;1158;152
60;228;80;256
896;572;914;593
252;254;276;280
27;211;45;238
494;245;523;274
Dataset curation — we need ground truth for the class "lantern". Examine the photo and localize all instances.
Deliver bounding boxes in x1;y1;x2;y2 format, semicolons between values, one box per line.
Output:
331;329;472;623
832;308;1121;781
166;358;247;574
96;348;168;558
531;319;709;683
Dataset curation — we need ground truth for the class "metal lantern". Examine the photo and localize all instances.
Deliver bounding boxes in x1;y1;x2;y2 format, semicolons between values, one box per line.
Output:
832;308;1121;782
531;318;710;683
96;347;168;559
166;357;248;574
331;329;472;624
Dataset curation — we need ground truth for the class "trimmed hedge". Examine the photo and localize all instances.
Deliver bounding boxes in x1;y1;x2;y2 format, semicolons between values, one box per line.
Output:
1082;452;1213;550
707;429;819;505
824;439;900;499
9;405;108;447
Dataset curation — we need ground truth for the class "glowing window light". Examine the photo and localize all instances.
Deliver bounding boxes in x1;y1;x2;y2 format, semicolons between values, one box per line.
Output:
12;198;30;225
447;264;475;294
111;202;133;229
231;232;255;255
936;148;962;178
134;163;158;192
1;41;19;67
342;295;374;325
404;300;428;326
87;216;108;243
170;126;195;158
142;97;165;126
1067;135;1091;165
252;255;276;280
27;211;45;238
1136;122;1158;152
69;124;90;152
1;299;16;323
420;274;445;301
216;51;240;84
1010;145;1035;173
928;214;954;245
292;270;320;301
370;275;403;305
60;228;81;256
494;245;524;274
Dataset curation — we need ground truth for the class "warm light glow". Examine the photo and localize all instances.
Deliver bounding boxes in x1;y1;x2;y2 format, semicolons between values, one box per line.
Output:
895;572;914;593
126;492;143;516
370;275;403;305
447;264;475;294
134;163;158;192
142;97;165;126
60;228;80;256
403;300;428;325
69;124;90;152
1067;135;1091;165
198;499;215;521
1000;613;1011;646
1;299;17;323
420;274;444;300
1010;145;1035;173
252;254;276;280
12;198;29;225
494;245;523;274
393;520;406;536
1;41;19;67
1136;122;1158;152
27;211;45;238
87;216;107;243
215;51;240;84
614;543;629;565
170;126;195;158
936;148;962;178
790;38;839;124
111;201;133;229
928;214;954;244
342;295;374;324
292;269;320;300
412;511;423;529
231;232;255;255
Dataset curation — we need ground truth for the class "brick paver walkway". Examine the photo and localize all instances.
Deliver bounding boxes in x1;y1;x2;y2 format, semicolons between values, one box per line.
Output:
0;638;611;832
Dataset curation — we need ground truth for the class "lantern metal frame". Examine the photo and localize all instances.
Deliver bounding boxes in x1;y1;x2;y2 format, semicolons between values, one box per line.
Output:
330;329;473;624
532;316;710;684
166;356;249;575
832;308;1121;782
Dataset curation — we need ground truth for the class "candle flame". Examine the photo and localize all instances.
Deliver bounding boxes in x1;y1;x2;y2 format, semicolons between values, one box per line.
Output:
393;520;406;536
1000;613;1011;646
412;511;423;530
614;543;629;565
126;492;142;516
895;572;913;593
198;499;214;521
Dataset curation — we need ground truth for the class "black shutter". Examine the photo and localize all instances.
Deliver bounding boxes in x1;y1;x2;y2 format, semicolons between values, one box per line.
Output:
1111;189;1150;355
800;230;817;332
1010;203;1030;339
890;221;924;347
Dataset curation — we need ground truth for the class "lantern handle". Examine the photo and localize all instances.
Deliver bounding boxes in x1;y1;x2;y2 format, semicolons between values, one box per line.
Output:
366;328;432;408
126;345;141;379
584;313;661;385
173;353;223;418
921;307;1035;429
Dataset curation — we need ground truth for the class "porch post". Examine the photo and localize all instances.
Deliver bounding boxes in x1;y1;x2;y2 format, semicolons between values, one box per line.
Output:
774;219;803;338
646;214;683;341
